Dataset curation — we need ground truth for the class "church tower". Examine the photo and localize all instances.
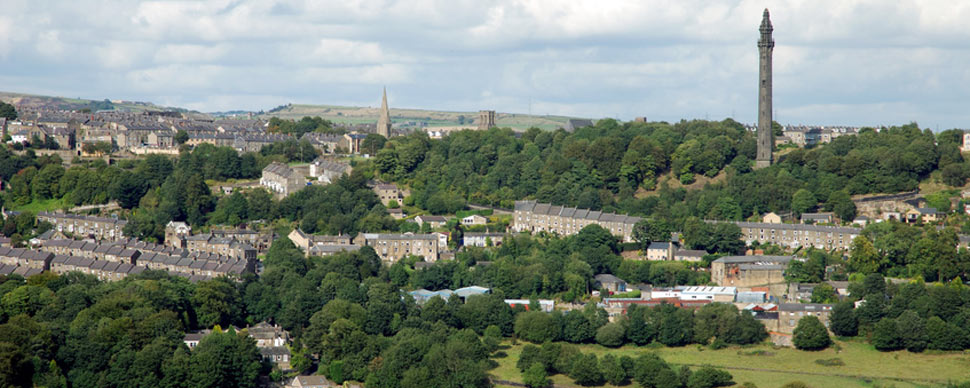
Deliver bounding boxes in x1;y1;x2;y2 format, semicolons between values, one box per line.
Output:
756;9;774;169
377;87;392;138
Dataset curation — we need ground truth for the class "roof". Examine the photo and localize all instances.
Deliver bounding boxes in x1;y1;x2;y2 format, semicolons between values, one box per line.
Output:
290;375;335;387
681;286;737;295
674;249;707;257
360;233;437;241
594;274;626;284
647;242;670;250
454;286;490;298
726;221;860;235
778;303;834;312
417;215;448;223
713;255;796;265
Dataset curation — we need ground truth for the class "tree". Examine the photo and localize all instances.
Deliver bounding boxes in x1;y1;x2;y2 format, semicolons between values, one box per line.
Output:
561;310;594;343
895;310;927;352
361;134;387;155
188;330;261;388
0;102;16;120
0;342;33;388
849;236;882;274
810;283;837;304
523;363;550;388
829;302;858;337
193;278;243;328
600;354;626;386
594;322;626;347
174;130;189;145
871;318;902;351
825;190;856;222
569;353;603;386
792;316;831;350
514;311;560;343
791;189;817;216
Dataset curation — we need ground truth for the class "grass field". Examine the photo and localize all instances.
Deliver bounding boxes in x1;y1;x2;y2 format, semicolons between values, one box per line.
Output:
490;340;970;388
11;198;66;213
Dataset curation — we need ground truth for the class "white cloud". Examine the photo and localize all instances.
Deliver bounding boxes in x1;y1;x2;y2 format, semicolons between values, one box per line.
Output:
1;0;970;128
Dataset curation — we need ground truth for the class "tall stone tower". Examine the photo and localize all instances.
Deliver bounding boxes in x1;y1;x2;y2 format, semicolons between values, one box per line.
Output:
756;8;774;169
377;87;392;138
477;110;496;130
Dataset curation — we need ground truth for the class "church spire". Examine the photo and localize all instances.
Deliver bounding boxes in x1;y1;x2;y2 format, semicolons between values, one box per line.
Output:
377;87;391;138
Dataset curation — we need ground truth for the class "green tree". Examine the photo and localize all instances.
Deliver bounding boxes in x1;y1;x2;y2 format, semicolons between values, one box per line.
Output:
600;354;626;386
192;278;243;328
569;353;603;386
0;102;16;120
514;311;560;343
523;363;550;388
825;190;856;222
810;283;837;304
0;342;33;388
871;318;902;351
792;316;831;350
188;330;261;388
174;130;189;145
791;189;817;216
895;310;927;352
361;133;387;155
594;322;626;347
829;302;858;337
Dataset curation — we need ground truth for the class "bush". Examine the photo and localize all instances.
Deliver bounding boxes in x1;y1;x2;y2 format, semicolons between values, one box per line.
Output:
813;358;845;367
687;366;733;388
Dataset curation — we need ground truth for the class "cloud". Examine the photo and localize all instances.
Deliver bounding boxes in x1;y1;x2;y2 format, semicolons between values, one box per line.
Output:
0;0;969;128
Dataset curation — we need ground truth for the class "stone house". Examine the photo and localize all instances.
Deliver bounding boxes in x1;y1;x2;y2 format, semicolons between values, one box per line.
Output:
414;215;448;229
512;200;641;243
460;214;488;226
462;232;504;247
646;242;673;260
261;162;306;197
354;233;439;263
673;249;707;262
37;212;127;241
800;212;835;224
594;274;627;293
711;255;795;287
301;133;343;154
725;221;860;251
309;158;352;184
373;183;407;207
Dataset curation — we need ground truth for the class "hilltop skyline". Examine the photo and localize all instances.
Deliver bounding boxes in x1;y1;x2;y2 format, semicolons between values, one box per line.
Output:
3;1;970;128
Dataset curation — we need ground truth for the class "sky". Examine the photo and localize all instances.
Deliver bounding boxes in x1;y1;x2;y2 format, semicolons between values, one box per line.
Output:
2;0;970;128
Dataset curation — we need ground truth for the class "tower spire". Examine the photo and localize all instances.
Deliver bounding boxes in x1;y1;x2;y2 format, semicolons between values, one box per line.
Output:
377;87;391;138
755;8;774;169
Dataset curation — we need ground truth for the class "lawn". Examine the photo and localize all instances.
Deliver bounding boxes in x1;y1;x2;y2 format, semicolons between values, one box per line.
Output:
491;339;970;388
11;198;66;213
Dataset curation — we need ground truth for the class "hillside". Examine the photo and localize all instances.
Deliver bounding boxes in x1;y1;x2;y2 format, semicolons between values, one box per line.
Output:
0;91;185;113
261;103;582;131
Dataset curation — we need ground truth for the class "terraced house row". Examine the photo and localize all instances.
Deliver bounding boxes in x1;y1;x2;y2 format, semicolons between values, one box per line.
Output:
37;211;127;241
717;221;861;251
512;200;641;242
20;237;256;282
